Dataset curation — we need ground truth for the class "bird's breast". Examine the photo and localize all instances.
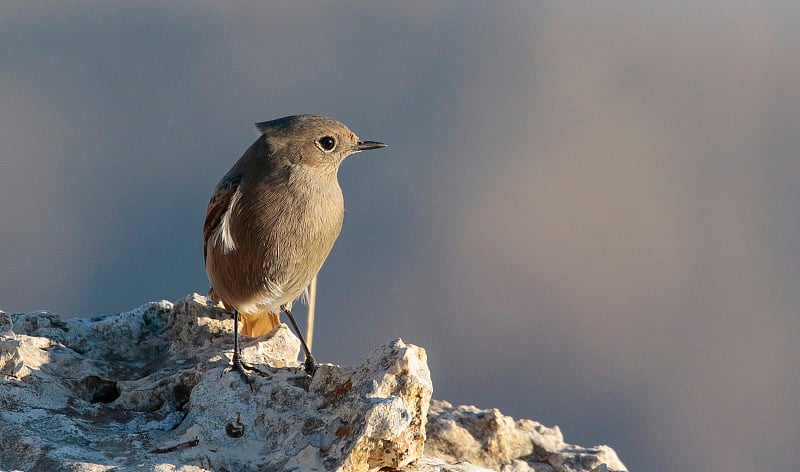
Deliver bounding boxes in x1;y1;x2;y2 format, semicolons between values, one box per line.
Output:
215;178;343;310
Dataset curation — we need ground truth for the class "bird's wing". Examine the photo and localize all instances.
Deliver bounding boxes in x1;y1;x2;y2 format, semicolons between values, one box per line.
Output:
203;173;243;264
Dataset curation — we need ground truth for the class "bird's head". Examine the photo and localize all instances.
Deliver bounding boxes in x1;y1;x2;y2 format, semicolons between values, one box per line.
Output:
255;114;386;172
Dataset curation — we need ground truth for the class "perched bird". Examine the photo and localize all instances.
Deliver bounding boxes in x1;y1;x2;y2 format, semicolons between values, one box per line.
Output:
203;114;386;375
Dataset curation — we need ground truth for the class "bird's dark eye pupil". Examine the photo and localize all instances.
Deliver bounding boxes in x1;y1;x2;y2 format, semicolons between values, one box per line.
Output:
319;136;336;151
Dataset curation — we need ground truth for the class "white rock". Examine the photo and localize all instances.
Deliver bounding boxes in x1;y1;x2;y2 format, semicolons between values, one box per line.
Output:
0;294;625;472
425;400;627;472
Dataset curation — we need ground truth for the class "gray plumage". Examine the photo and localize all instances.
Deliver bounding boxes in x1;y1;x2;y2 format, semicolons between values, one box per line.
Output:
203;114;386;338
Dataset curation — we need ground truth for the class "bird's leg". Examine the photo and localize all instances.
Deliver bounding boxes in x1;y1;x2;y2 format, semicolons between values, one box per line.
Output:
230;309;256;379
221;309;278;383
281;304;317;376
232;308;244;370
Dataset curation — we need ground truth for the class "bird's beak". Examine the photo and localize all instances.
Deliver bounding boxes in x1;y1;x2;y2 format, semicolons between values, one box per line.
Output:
353;140;387;152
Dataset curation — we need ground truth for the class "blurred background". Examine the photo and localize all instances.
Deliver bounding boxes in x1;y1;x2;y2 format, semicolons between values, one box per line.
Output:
2;2;799;470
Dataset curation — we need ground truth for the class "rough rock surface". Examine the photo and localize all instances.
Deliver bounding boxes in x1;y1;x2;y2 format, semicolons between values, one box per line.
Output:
425;401;626;472
0;294;626;472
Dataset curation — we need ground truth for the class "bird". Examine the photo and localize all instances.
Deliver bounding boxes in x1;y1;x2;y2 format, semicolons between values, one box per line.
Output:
203;114;386;375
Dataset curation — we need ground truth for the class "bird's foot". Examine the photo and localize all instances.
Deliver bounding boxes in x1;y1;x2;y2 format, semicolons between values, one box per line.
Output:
220;354;257;388
302;355;318;377
233;356;257;373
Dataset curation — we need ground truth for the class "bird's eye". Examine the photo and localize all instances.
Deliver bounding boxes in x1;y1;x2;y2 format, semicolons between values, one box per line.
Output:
317;136;336;152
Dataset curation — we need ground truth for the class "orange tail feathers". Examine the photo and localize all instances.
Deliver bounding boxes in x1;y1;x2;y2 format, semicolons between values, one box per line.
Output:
239;310;281;337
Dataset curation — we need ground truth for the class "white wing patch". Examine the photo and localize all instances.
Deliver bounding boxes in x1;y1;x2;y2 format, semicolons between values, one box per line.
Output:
213;186;242;254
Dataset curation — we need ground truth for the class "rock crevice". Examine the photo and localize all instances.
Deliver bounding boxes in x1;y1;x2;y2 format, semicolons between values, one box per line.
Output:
0;294;626;472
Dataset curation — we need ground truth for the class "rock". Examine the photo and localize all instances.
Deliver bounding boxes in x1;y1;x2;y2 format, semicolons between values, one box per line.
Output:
425;401;627;472
0;294;626;472
169;337;431;472
0;310;24;376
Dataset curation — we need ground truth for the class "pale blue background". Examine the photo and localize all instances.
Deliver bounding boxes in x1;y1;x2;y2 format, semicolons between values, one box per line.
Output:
3;2;800;471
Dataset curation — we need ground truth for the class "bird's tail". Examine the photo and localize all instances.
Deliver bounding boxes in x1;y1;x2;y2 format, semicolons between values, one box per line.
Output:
239;310;281;337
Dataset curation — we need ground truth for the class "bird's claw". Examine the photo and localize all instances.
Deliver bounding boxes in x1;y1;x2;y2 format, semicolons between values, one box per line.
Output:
303;355;318;376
